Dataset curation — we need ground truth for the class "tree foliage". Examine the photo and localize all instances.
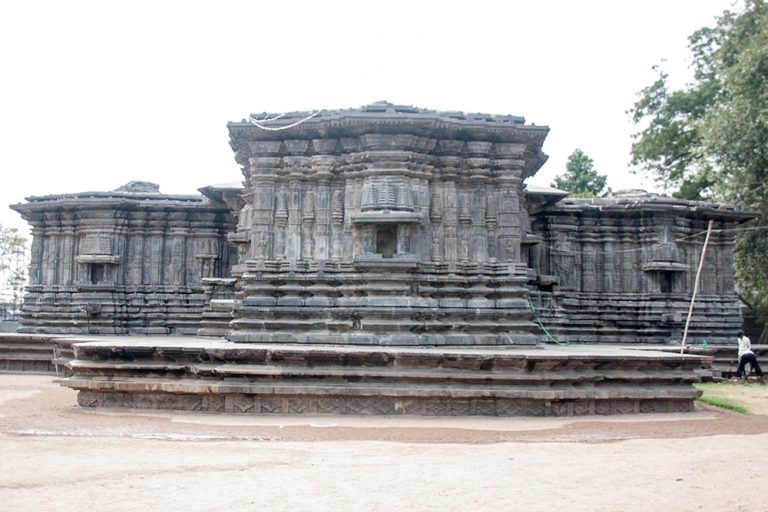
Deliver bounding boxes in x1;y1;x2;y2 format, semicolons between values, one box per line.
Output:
552;149;608;198
630;0;768;322
0;224;28;314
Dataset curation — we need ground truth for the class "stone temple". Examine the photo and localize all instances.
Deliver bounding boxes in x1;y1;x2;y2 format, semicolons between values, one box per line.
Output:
11;102;752;346
9;102;754;416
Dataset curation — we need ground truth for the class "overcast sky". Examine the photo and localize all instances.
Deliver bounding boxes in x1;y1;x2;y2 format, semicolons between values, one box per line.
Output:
1;0;737;234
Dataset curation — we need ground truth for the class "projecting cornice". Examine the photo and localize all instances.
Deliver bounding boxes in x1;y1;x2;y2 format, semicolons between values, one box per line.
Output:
227;101;550;179
543;190;757;222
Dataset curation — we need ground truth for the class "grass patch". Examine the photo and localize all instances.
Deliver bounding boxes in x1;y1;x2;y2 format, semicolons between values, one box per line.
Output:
694;382;765;415
696;394;750;414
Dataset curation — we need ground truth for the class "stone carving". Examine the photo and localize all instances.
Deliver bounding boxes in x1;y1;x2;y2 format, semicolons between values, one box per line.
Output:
485;196;495;228
10;103;754;345
80;235;112;255
431;234;442;261
275;189;288;227
430;190;443;223
302;190;315;223
11;182;234;335
459;238;469;262
459;193;471;225
331;189;344;225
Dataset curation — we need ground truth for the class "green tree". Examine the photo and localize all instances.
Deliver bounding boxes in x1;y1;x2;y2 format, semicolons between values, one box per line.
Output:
630;0;768;329
552;149;608;198
0;224;27;317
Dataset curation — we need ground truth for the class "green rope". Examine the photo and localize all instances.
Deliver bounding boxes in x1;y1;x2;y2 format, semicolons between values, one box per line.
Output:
527;297;567;346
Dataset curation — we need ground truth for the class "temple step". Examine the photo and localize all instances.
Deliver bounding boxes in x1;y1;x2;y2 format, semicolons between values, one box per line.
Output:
0;333;75;375
62;338;710;417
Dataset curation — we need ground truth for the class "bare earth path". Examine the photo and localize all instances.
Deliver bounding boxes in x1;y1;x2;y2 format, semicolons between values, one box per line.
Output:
1;375;766;512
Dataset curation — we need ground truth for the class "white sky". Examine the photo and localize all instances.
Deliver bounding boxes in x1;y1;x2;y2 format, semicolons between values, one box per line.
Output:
0;0;737;235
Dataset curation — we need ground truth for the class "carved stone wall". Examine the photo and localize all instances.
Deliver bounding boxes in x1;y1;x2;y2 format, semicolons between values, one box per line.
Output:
10;105;753;346
11;182;236;334
226;103;550;345
527;191;753;344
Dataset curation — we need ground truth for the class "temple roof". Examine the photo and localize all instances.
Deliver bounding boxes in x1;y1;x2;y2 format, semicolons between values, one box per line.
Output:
230;101;548;139
10;181;211;219
228;101;550;178
547;189;756;221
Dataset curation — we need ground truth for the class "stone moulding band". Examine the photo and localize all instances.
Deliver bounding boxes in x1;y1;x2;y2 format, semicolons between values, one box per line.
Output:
62;341;709;417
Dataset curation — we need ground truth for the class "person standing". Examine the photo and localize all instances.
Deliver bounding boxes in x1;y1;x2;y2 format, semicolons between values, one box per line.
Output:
736;330;764;380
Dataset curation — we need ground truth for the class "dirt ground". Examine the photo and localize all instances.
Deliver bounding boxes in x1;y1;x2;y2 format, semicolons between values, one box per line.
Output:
1;374;767;512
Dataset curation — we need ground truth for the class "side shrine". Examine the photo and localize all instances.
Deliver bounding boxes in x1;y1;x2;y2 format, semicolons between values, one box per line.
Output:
11;102;754;346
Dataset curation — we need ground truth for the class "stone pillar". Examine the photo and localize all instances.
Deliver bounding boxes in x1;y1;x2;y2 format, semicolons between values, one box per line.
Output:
126;212;147;285
168;218;188;286
314;178;330;261
28;227;43;285
59;212;76;286
301;186;316;260
286;180;301;262
250;179;276;261
443;182;458;261
485;187;498;261
330;186;344;261
497;177;522;263
429;184;444;262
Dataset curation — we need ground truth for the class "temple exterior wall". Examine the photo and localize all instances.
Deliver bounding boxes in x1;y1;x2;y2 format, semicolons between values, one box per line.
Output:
225;104;550;346
11;182;235;334
9;104;754;345
527;193;750;344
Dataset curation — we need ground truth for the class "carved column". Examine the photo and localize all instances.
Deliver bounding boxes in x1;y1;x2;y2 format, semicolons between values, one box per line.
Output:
301;186;316;259
273;187;288;259
250;178;276;260
59;212;76;286
429;183;444;262
28;227;43;285
286;179;302;262
314;179;330;260
330;186;345;260
497;177;522;263
443;182;458;261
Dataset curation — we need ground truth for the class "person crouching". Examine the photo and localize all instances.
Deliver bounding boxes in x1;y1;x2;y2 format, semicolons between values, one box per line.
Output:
736;330;764;380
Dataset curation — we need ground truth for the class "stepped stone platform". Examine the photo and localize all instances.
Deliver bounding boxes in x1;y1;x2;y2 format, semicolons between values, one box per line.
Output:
62;337;711;417
0;333;75;375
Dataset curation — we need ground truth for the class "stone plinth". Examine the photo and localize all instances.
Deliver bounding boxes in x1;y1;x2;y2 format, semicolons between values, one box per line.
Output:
63;338;708;416
231;260;537;346
0;333;75;375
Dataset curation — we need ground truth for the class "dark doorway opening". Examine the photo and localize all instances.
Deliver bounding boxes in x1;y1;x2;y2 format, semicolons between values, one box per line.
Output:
90;264;105;284
660;271;674;294
376;226;397;258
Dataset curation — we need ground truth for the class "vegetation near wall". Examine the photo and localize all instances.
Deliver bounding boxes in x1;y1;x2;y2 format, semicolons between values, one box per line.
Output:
0;224;27;320
630;0;768;335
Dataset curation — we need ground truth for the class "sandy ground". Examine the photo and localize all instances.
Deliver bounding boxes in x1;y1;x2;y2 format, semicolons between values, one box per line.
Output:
1;375;767;512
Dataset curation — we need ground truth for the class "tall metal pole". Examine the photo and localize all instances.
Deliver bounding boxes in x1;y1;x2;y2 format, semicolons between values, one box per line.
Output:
681;219;714;353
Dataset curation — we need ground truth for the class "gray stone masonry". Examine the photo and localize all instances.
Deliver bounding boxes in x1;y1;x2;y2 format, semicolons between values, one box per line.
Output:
64;338;708;416
11;181;236;335
9;103;755;347
226;102;550;346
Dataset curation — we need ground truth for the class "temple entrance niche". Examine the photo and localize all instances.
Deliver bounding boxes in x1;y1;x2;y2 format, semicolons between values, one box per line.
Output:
353;221;420;262
376;225;397;258
351;175;424;263
642;224;689;294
